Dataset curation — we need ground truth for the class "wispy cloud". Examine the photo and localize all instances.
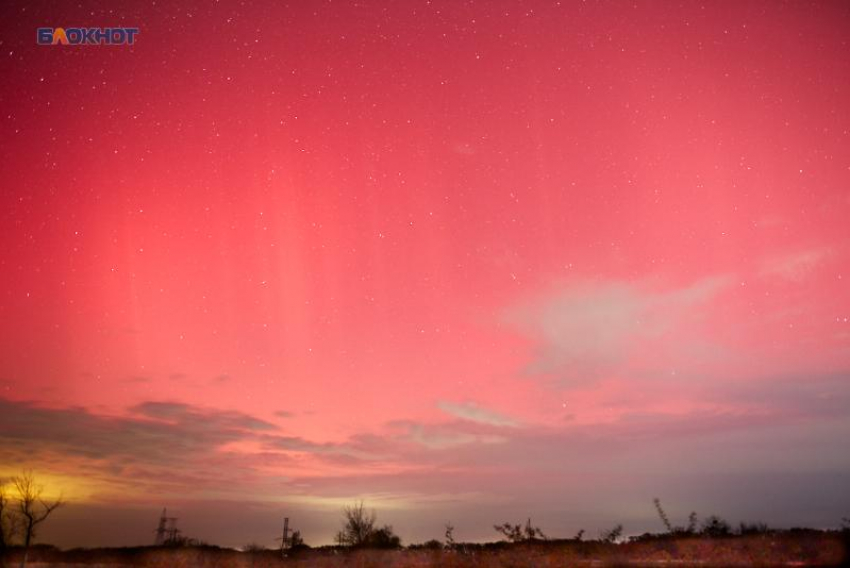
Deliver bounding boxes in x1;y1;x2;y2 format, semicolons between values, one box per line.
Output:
505;276;733;385
760;248;831;281
404;422;508;449
437;401;518;427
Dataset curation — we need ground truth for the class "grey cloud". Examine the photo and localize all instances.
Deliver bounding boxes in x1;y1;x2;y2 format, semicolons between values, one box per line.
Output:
0;397;393;499
699;372;850;419
0;399;268;464
131;401;277;432
260;434;331;452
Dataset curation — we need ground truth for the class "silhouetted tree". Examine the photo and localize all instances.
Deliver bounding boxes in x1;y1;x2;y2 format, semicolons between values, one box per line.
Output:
494;518;546;542
337;502;399;548
339;501;376;547
12;471;63;568
444;523;455;549
289;530;305;549
574;529;585;541
654;498;697;535
653;498;673;533
600;524;623;543
686;511;699;534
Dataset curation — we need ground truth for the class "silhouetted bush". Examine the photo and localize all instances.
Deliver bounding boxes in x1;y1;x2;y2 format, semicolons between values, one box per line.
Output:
284;529;306;551
686;511;698;534
409;539;443;550
494;518;546;542
599;523;623;543
701;515;732;537
367;525;401;549
738;521;770;535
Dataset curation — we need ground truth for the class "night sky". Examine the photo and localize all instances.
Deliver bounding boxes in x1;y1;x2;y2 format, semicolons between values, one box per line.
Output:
1;0;849;549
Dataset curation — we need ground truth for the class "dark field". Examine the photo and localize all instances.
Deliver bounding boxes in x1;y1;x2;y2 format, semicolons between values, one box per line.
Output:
4;532;848;568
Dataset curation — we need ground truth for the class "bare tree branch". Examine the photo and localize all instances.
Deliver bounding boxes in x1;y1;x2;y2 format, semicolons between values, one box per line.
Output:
11;470;64;568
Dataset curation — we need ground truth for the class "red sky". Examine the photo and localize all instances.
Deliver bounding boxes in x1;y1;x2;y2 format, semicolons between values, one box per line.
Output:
1;0;849;548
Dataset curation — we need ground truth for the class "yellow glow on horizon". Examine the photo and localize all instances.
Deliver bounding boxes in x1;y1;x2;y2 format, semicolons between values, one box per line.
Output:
282;490;502;512
0;468;127;504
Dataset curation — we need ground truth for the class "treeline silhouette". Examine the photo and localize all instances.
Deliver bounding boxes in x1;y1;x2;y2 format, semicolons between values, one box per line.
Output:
3;487;850;567
138;499;850;554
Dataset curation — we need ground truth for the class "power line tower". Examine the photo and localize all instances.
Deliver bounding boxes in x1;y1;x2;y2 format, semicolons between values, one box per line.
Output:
275;517;293;557
166;516;181;544
154;508;168;545
154;508;180;545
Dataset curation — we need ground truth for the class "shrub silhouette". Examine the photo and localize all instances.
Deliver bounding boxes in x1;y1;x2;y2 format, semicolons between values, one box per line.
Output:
686;511;698;534
701;515;732;537
654;497;698;535
738;521;770;535
368;525;401;549
600;523;623;543
289;529;306;550
409;539;443;550
494;518;546;542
